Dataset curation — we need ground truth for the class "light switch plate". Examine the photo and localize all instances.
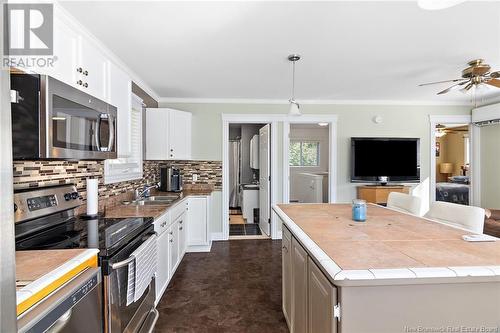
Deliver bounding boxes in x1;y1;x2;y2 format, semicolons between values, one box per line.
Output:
192;174;198;181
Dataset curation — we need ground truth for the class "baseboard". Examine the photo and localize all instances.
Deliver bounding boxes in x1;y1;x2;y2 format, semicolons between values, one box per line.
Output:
210;232;225;241
186;243;212;252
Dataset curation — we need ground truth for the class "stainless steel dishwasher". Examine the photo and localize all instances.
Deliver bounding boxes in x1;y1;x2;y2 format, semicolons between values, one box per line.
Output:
17;267;102;333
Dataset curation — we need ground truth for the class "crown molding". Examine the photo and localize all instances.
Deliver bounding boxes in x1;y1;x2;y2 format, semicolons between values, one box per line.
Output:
158;97;473;106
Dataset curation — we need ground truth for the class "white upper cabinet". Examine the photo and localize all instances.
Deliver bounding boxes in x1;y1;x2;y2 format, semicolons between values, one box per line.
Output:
76;36;108;101
169;110;192;160
108;62;132;157
145;109;169;160
146;108;192;160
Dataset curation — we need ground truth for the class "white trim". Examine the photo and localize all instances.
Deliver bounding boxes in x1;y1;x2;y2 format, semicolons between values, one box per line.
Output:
186;244;212;253
159;97;471;106
282;115;338;204
210;232;224;241
222;115;280;240
471;125;481;207
429;115;472;204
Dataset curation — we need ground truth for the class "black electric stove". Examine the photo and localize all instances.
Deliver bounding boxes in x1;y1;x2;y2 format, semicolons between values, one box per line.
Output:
14;184;154;258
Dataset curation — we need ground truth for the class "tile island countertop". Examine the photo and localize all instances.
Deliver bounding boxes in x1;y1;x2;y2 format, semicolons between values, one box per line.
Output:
16;249;99;316
104;188;214;219
274;203;500;284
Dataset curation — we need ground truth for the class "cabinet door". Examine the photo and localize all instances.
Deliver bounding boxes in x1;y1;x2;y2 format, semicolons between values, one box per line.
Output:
108;62;132;157
145;109;169;160
177;212;187;257
187;197;208;246
77;36;108;100
282;226;292;329
291;237;308;333
155;230;170;304
168;222;179;275
168;110;191;160
308;258;337;333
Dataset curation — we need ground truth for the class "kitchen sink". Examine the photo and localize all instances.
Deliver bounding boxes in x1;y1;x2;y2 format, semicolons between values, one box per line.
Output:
142;195;180;201
122;195;180;206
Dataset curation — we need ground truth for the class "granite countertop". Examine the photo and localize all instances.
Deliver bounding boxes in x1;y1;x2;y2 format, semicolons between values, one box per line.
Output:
104;188;213;219
274;203;500;282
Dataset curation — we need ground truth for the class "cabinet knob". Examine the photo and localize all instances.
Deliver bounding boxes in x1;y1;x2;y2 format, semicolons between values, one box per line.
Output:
83;82;88;88
170;154;173;157
170;239;173;243
179;220;183;224
169;231;173;235
170;149;173;152
83;70;88;76
179;226;183;230
76;67;83;73
76;80;83;85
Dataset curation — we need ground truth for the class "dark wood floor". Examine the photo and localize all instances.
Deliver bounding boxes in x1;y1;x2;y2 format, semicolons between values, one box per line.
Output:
155;240;289;333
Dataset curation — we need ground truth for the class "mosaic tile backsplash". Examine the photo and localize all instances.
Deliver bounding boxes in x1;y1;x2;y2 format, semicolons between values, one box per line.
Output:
13;160;222;203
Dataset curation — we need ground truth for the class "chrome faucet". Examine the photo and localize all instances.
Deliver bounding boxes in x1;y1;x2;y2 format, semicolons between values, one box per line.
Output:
134;183;158;200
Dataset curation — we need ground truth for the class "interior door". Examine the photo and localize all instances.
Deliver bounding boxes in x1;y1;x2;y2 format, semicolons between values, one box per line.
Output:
259;124;271;236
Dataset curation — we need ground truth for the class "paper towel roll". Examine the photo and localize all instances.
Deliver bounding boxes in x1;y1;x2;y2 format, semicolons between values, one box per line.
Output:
86;178;99;216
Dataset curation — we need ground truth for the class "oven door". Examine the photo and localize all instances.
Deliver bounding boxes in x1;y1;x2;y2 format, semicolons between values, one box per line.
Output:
45;76;117;160
103;230;158;333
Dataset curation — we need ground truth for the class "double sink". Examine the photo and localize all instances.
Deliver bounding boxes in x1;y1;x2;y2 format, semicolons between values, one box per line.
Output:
122;194;180;206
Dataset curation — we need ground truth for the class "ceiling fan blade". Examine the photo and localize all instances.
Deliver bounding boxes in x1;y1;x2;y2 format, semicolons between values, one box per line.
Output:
490;71;500;78
486;78;500;88
437;81;469;95
418;78;467;87
460;82;474;93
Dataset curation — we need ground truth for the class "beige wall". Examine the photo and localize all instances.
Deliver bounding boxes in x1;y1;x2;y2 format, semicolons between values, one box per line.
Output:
159;102;471;204
480;123;500;209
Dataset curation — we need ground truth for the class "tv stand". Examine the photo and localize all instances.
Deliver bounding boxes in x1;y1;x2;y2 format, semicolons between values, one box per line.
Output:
357;185;410;205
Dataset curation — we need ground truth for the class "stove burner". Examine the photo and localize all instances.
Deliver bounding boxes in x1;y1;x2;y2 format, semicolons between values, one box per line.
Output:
17;232;80;250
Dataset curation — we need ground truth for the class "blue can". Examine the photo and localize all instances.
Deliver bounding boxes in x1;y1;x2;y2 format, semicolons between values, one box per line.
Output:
352;199;367;222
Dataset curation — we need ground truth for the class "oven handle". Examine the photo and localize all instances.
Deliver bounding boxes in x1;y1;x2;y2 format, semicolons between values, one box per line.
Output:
110;256;135;270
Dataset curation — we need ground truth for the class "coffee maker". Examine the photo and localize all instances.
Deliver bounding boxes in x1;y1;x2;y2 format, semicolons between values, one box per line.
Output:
160;167;183;192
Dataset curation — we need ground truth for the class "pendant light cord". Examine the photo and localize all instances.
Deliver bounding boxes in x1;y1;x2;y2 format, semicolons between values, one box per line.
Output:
291;60;296;100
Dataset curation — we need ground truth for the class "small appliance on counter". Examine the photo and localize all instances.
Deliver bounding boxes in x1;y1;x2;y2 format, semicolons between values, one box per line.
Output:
159;167;183;192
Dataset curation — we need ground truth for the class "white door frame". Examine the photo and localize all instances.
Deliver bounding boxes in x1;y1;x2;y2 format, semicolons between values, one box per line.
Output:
222;114;281;240
429;115;473;204
282;115;338;204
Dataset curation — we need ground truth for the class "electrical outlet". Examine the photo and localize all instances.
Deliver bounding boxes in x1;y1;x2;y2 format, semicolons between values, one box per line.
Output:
192;174;198;181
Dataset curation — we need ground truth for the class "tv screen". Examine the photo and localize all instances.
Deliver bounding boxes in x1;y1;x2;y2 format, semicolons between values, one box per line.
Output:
351;138;420;183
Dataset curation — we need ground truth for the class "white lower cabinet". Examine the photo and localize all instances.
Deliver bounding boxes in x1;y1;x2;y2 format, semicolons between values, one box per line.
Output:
168;221;180;276
155;230;170;302
283;225;338;333
154;196;211;305
187;196;212;252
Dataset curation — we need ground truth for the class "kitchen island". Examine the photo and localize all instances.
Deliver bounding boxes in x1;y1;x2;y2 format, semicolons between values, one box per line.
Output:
273;203;500;333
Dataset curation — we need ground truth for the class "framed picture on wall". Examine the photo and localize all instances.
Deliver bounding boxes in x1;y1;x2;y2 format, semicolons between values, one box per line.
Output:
436;142;440;157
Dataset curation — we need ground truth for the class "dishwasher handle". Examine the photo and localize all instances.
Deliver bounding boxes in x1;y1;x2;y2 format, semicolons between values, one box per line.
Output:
46;309;72;333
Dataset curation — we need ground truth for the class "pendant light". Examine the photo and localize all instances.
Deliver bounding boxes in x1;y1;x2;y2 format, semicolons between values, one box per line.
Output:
288;54;301;116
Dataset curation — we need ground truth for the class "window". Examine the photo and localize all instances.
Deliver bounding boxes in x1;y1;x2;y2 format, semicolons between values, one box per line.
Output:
290;141;320;166
104;95;143;183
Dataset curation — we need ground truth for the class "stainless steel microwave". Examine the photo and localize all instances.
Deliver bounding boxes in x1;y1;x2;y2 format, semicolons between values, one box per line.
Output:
10;73;117;160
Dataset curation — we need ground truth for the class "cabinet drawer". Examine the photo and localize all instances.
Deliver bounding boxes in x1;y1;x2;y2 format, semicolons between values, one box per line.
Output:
154;211;170;235
170;198;188;221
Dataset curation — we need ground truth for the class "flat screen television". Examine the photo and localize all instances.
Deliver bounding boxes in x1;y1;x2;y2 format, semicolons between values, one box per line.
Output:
351;137;420;183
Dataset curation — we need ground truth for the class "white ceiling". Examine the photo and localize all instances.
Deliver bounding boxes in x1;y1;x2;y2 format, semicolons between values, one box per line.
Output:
61;1;500;104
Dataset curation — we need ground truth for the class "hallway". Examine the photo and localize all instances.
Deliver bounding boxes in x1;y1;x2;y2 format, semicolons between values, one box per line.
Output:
155;240;288;332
